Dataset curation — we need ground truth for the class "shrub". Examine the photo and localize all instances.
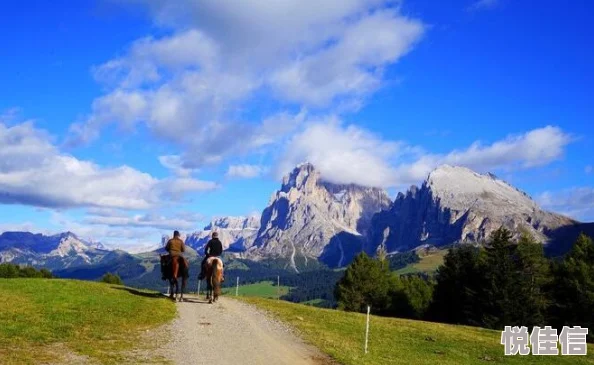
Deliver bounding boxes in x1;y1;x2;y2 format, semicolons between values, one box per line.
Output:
101;272;123;285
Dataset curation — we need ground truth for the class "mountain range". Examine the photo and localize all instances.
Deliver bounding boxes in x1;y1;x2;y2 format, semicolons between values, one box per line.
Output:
1;163;592;283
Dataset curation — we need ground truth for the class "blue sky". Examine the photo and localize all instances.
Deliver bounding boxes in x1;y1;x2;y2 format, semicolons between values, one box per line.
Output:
1;0;592;251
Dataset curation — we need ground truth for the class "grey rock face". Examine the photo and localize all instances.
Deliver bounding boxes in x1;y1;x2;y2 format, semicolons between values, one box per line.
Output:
184;216;260;253
249;163;391;267
368;165;575;253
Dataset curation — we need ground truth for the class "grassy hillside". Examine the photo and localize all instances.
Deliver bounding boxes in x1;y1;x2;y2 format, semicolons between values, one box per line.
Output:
395;248;448;275
0;279;175;364
243;297;594;365
222;281;291;298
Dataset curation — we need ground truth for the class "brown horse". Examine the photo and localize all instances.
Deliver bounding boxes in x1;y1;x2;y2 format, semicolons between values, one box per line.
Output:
160;254;189;302
204;257;223;304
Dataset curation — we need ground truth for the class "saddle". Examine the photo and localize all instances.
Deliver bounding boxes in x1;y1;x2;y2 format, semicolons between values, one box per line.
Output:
161;254;189;280
206;256;223;267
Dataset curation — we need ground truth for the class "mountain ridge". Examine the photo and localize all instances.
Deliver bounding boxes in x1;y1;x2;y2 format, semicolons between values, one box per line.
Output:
0;164;590;279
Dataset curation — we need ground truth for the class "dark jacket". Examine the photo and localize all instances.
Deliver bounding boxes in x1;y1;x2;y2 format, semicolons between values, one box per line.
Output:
205;238;223;257
165;237;185;257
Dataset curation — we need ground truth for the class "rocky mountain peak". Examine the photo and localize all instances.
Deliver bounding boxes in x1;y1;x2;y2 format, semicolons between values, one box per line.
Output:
184;215;261;253
369;164;576;254
280;162;318;193
204;216;260;231
250;163;391;268
425;164;539;215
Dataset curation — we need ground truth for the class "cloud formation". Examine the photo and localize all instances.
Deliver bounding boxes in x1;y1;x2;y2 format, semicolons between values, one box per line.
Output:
84;211;203;231
0;121;217;210
226;165;268;179
394;125;573;184
67;1;425;170
279;119;573;188
538;187;594;222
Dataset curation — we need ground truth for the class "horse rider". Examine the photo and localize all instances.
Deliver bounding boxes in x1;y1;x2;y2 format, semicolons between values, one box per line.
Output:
165;230;186;278
198;231;224;281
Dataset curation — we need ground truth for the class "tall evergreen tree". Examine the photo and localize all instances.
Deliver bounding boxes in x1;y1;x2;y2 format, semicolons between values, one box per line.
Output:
428;244;485;325
513;232;551;328
551;234;594;341
389;275;434;319
334;252;392;314
481;227;517;329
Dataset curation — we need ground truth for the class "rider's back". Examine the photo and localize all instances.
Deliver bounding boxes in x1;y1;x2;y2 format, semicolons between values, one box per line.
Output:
166;237;185;257
206;238;223;257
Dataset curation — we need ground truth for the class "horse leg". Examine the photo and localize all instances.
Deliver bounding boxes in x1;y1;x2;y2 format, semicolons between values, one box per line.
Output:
179;276;186;302
169;280;175;300
174;278;178;302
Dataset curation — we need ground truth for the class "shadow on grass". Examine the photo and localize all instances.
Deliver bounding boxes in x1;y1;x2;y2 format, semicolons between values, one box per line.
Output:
112;286;169;299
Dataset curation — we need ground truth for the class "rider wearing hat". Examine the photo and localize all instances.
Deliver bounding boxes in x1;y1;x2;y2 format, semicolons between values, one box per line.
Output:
198;231;223;281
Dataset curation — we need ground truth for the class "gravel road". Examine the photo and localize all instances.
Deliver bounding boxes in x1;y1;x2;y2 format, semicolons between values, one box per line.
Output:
164;295;334;365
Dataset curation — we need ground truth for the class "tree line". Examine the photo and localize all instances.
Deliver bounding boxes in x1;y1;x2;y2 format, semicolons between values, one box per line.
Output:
335;228;594;341
0;263;54;278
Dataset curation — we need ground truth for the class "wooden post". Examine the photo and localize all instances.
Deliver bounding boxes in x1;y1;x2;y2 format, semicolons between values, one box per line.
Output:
235;276;239;296
277;275;280;299
365;305;370;354
197;279;201;295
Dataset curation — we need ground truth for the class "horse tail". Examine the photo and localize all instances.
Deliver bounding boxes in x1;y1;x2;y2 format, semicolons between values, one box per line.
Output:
212;258;223;298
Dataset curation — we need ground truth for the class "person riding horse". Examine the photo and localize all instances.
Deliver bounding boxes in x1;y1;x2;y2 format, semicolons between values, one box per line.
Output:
165;230;186;278
198;231;224;281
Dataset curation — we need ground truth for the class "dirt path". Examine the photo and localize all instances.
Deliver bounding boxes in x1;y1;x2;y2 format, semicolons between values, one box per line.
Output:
164;295;333;365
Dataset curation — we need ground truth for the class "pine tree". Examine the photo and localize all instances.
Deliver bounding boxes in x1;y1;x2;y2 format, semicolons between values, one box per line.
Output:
551;234;594;341
334;252;392;314
389;275;434;319
427;244;485;325
481;227;516;329
513;232;551;327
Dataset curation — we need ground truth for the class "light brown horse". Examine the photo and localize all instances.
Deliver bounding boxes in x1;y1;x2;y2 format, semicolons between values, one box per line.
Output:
204;257;223;304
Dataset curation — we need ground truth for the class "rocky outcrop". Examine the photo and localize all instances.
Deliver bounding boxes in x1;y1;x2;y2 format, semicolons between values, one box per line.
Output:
183;216;260;253
368;165;575;253
249;163;391;268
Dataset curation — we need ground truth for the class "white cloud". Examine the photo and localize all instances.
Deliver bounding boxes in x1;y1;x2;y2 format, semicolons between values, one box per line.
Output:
586;165;593;174
84;211;202;231
226;165;268;179
67;1;425;169
159;155;194;177
394;126;573;184
0;121;217;210
278;120;573;188
537;187;594;222
278;117;407;187
269;10;424;106
468;0;499;12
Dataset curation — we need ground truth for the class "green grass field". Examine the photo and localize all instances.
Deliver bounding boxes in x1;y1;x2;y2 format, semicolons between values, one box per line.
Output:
0;279;175;364
243;297;594;365
222;280;291;298
395;249;448;275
